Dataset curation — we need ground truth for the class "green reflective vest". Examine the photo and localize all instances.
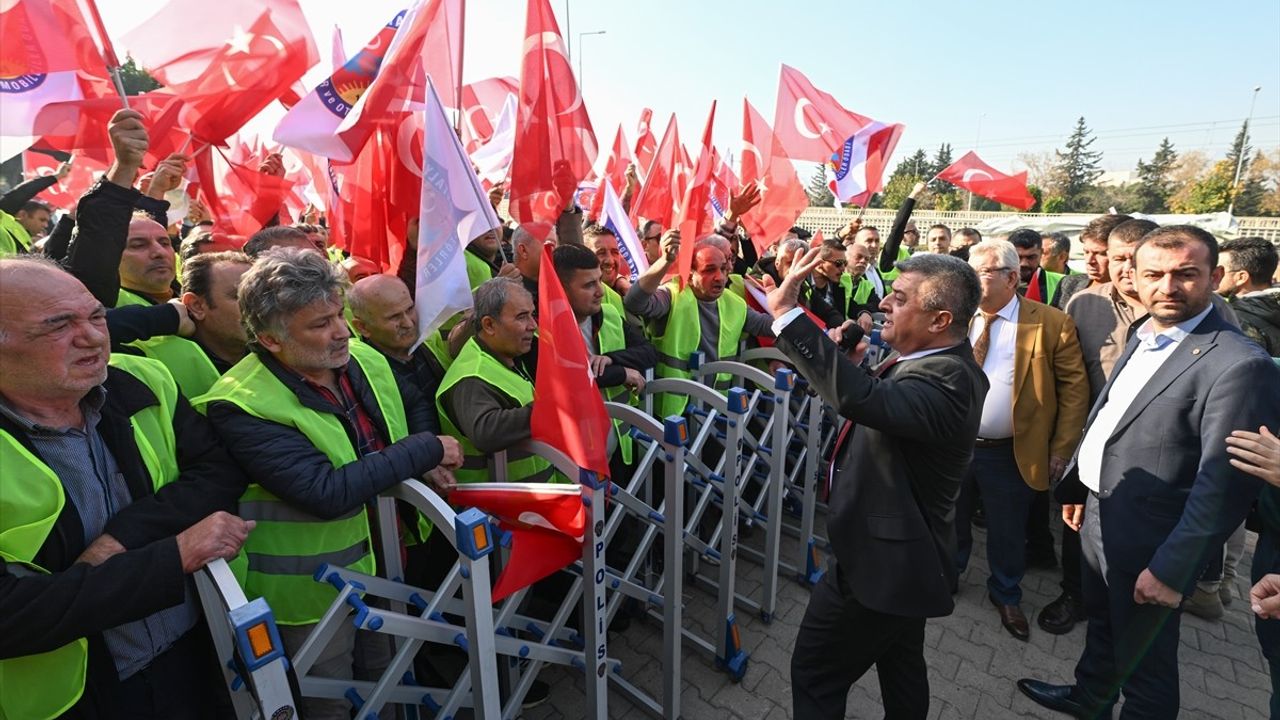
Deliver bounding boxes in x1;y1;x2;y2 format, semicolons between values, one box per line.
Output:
650;281;747;417
0;210;31;256
0;354;179;720
193;341;408;624
596;303;636;464
114;289;222;399
838;273;876;311
602;283;625;318
464;248;494;290
436;338;557;484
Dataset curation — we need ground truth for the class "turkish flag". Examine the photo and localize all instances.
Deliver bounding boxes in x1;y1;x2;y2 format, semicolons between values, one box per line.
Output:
124;0;317;145
674;143;694;205
773;64;874;163
825;120;904;207
937;151;1037;211
0;0;102;76
508;0;597;239
448;483;585;602
531;244;613;477
21;151;107;210
193;147;294;237
629;114;680;229
460;76;520;153
633;108;656;182
708;146;738;220
33;92;188;166
741;98;808;255
336;0;463;161
587;124;634;221
672;102;717;283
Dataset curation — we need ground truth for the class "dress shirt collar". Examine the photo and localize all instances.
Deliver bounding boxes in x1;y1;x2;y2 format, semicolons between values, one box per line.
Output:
1132;303;1212;350
977;293;1019;324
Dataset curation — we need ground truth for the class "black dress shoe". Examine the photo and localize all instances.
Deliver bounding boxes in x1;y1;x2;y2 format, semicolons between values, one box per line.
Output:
1015;679;1090;719
1038;591;1085;634
990;594;1030;641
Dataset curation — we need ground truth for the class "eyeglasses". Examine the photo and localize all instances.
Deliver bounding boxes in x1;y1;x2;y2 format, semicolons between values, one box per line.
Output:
643;234;662;242
976;267;1012;278
826;259;848;268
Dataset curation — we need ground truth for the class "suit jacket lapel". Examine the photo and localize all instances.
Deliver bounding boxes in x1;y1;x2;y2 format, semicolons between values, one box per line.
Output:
1013;300;1037;395
1107;332;1217;439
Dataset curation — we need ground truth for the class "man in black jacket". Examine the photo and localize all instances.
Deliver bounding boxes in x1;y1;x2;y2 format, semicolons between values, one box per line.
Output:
200;248;462;720
766;250;988;720
0;257;254;719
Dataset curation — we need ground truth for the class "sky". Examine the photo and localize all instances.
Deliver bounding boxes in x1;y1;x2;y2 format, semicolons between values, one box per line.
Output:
97;0;1280;178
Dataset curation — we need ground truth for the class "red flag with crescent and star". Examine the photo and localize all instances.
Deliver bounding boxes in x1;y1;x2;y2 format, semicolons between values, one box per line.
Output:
508;0;598;240
587;124;634;221
633;108;656;182
460;76;520;153
937;151;1036;210
123;0;317;146
772;64;875;163
671;102;717;283
629;113;680;229
530;243;613;477
740;98;808;255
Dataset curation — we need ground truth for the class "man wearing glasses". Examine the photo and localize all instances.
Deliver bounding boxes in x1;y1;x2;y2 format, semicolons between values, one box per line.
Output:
638;220;664;265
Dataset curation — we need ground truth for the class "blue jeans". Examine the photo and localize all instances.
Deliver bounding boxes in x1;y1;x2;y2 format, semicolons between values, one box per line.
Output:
955;443;1035;605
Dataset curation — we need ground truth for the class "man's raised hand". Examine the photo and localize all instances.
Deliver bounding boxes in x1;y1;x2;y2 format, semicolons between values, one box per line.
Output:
766;246;821;318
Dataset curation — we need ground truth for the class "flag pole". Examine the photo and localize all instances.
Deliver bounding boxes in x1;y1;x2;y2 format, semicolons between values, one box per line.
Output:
453;0;467;137
78;0;131;109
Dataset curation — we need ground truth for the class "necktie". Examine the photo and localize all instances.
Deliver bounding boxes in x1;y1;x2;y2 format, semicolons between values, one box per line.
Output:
971;311;999;368
825;356;900;501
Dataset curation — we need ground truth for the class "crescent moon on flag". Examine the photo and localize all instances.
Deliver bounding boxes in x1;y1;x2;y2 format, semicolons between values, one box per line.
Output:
260;34;285;52
396;116;423;178
521;31;582;117
794;98;822;140
961;168;993;183
463;105;488;139
740;141;765;171
538;190;563;216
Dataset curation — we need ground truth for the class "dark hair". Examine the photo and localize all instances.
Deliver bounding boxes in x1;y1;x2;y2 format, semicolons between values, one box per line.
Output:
1043;231;1071;256
955;227;982;243
1007;228;1041;250
243;226;309;257
181;250;251;302
821;238;845;254
584;223;615;238
1134;224;1219;270
1219;236;1278;285
552;243;600;281
928;223;952;236
1080;214;1132;245
1108;219;1159;247
179;231;214;261
639;220;662;239
894;253;982;340
20;199;51;215
789;225;813;241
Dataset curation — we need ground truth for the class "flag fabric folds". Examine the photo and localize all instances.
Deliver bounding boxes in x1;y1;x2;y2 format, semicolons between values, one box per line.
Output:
460;76;520;153
773;64;873;162
740;98;808;255
21;152;107;210
672;102;717;282
448;482;585;602
633;108;656;182
824;120;904;207
273;11;406;160
937;151;1037;210
413;80;500;347
531;244;613;478
470;93;518;188
629;114;680;229
508;0;597;239
588;124;635;221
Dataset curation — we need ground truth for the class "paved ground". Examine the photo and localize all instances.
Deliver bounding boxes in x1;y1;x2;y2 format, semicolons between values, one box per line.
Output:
524;513;1274;719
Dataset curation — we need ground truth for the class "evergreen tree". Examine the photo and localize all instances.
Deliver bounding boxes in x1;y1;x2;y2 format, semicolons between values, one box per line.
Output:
1053;117;1103;211
118;56;161;95
1133;138;1178;213
927;143;956;205
1224;122;1266;214
806;166;835;207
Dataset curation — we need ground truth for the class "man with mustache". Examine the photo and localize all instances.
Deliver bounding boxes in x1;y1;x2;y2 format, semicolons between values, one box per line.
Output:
624;234;775;417
197;248;462;720
1052;214;1132;311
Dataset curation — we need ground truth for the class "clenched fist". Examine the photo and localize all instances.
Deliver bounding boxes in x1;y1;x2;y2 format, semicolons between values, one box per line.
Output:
176;511;255;573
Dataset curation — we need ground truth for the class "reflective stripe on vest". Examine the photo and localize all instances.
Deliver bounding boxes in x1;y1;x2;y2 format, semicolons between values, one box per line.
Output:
596;303;635;464
0;357;179;719
435;338;557;484
650;281;747;417
192;340;408;624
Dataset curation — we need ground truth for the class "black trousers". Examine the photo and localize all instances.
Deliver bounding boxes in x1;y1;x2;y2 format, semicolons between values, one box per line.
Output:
1074;502;1181;718
791;560;929;720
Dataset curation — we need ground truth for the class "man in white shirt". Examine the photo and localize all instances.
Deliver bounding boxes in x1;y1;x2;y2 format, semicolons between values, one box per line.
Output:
954;241;1088;641
1018;225;1280;718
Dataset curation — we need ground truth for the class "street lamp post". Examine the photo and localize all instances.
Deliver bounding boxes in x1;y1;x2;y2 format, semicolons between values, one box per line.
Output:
1227;85;1262;216
577;30;606;94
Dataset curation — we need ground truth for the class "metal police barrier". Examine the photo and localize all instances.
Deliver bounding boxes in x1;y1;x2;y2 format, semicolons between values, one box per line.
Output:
486;442;610;718
194;559;298;720
738;346;838;586
689;353;796;623
286;480;503;719
597;406;689;718
641;375;752;680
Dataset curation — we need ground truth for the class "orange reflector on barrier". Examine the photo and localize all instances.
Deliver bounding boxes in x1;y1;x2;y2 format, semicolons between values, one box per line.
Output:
247;622;273;659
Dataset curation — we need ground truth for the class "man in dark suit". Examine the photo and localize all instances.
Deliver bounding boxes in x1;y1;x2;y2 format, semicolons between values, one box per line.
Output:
1018;225;1280;718
766;250;989;719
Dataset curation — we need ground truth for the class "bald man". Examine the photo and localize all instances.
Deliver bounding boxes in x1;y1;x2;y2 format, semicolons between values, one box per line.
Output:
349;274;445;434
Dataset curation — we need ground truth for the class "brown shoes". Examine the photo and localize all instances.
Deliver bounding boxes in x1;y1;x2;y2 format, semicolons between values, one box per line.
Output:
990;594;1030;641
